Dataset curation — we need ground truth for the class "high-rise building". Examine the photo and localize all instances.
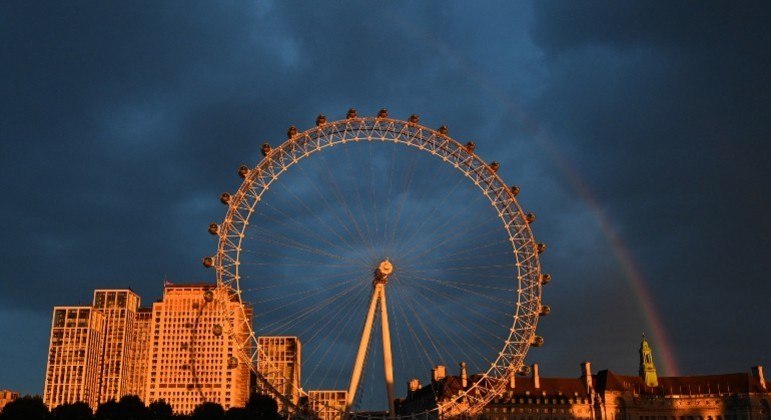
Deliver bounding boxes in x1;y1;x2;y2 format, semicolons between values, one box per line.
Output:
128;307;152;401
257;336;302;414
43;306;105;410
306;390;347;420
146;284;251;414
92;289;141;404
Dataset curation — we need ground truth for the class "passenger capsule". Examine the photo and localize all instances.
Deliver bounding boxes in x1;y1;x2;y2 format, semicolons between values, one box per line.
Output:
539;305;551;316
203;290;214;303
532;335;544;347
220;192;231;205
261;143;272;157
438;125;448;135
213;324;223;337
202;256;215;268
316;114;327;126
287;126;298;139
465;141;476;154
208;223;219;235
237;165;249;178
526;213;536;224
227;356;239;369
346;108;357;119
518;365;531;376
490;161;500;172
540;273;552;285
408;114;419;124
536;243;547;254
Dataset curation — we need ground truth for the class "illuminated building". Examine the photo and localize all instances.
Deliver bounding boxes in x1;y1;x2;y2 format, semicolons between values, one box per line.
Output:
0;389;20;411
307;390;347;420
43;306;105;410
145;283;250;414
399;336;770;420
92;289;141;404
128;307;152;401
257;336;302;414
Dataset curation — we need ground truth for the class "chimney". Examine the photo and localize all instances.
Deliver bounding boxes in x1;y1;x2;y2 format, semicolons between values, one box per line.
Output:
460;362;468;388
752;366;766;390
509;368;516;389
533;363;540;389
581;361;593;392
432;365;446;382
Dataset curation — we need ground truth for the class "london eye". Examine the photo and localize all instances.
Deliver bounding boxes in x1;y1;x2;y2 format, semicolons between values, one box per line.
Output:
204;109;549;418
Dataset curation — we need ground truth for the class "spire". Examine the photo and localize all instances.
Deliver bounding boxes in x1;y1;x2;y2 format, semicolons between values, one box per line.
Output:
639;333;659;387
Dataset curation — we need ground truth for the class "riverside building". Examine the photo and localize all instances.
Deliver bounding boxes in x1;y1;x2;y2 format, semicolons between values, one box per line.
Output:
42;284;251;414
397;336;770;420
92;289;141;404
145;283;251;413
257;336;302;415
43;307;105;410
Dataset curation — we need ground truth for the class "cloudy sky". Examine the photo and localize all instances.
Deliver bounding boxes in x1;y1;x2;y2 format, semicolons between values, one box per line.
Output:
2;1;769;397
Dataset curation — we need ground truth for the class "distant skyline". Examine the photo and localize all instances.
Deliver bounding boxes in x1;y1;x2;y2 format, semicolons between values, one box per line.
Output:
2;1;770;396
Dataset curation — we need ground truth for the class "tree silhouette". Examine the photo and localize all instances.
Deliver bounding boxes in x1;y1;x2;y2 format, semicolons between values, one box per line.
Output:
117;396;149;420
223;407;248;420
0;395;50;420
94;400;120;420
191;402;224;420
147;400;172;420
51;401;93;420
245;393;281;420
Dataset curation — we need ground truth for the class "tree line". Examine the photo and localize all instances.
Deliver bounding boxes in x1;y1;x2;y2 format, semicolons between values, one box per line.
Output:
0;394;282;420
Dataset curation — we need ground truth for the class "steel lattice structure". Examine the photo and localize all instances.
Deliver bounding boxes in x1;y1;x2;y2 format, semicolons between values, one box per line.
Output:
207;113;547;418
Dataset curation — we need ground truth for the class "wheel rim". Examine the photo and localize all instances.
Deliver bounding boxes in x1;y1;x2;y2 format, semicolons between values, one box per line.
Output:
210;116;544;418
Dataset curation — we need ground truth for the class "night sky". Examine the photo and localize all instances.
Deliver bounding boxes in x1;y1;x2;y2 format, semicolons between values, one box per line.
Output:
2;1;770;397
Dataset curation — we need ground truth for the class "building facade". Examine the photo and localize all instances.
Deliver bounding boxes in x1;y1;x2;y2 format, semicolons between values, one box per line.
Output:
128;307;152;401
92;289;141;404
257;336;302;415
305;390;347;420
399;337;771;420
0;389;20;412
43;306;105;410
145;284;251;414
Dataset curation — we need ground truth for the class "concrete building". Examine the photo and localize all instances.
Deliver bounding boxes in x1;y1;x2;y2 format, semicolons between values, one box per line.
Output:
128;307;152;401
257;336;302;414
145;283;251;414
306;390;347;420
92;289;141;404
399;336;771;420
0;389;20;412
43;306;105;410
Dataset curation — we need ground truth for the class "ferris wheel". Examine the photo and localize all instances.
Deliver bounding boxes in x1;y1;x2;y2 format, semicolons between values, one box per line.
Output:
204;109;550;419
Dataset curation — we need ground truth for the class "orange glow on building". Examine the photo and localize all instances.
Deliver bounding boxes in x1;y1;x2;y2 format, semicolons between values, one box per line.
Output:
145;284;250;414
128;307;152;401
0;389;20;411
43;307;105;410
307;390;347;420
92;289;141;404
257;336;302;414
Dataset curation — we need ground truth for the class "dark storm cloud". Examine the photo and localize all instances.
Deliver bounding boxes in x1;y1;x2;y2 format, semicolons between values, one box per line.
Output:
0;1;768;396
527;1;771;375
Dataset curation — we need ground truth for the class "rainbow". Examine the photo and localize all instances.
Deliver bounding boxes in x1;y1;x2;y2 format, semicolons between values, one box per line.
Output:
386;20;679;375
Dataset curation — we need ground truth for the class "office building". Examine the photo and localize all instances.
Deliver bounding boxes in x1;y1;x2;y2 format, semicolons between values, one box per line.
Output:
145;283;251;414
43;307;105;410
257;336;302;414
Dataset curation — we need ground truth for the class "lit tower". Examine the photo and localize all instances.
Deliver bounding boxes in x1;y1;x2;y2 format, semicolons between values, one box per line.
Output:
347;259;395;417
639;334;659;387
